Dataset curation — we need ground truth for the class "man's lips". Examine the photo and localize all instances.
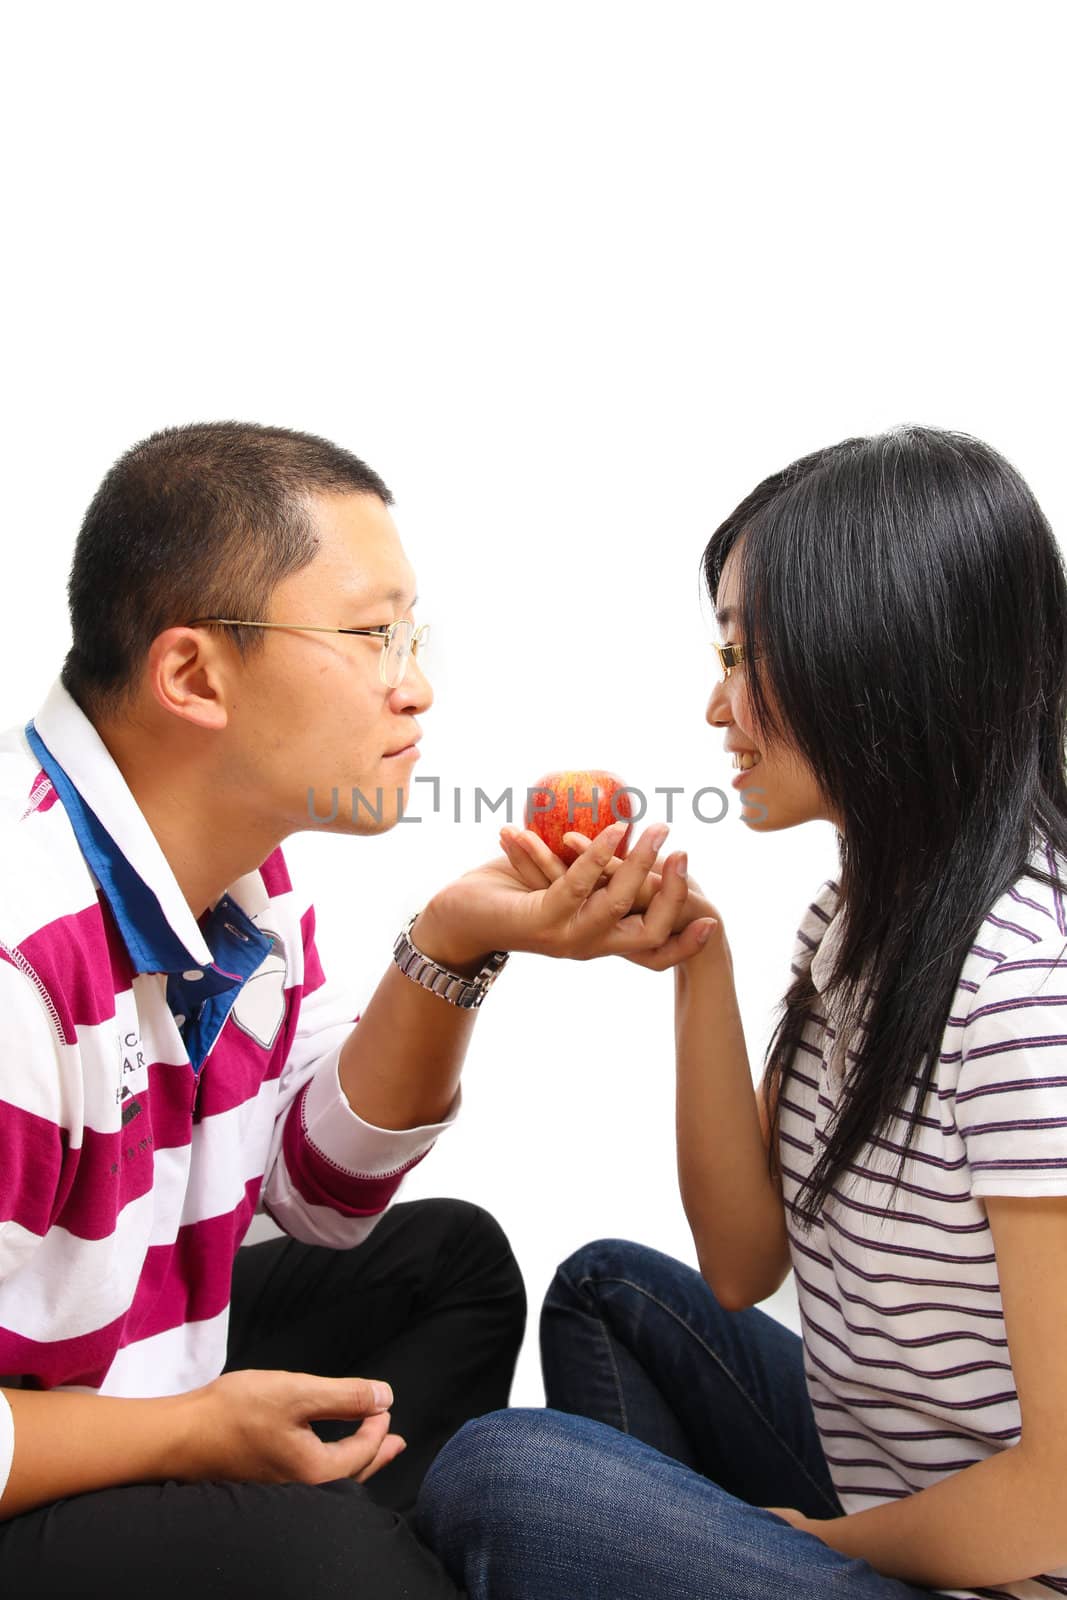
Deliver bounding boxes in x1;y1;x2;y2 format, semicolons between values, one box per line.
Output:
383;740;421;759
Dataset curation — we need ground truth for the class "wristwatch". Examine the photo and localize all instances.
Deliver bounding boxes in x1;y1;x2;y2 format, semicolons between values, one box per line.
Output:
392;912;509;1009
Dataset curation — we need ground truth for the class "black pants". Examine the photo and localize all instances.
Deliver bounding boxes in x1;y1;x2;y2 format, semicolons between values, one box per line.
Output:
0;1198;526;1599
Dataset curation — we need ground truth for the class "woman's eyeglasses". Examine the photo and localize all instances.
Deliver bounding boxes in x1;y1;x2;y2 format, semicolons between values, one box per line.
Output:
712;641;761;682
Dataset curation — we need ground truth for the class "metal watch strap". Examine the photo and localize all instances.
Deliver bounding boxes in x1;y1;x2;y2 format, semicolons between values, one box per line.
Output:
392;912;509;1009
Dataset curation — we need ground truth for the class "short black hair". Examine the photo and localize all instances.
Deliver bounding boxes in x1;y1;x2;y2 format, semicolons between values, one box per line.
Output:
61;420;393;718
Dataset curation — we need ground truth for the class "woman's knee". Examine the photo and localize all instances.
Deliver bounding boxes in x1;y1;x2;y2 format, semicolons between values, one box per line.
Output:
417;1407;607;1550
418;1405;735;1588
547;1236;653;1298
544;1235;713;1317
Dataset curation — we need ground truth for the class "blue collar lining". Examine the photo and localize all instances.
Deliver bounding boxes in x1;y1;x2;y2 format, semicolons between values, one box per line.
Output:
25;720;273;1071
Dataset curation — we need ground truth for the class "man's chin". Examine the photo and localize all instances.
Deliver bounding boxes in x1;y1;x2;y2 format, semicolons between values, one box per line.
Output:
302;781;412;834
352;808;406;838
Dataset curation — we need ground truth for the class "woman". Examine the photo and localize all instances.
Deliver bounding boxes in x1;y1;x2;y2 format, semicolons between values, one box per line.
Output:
415;426;1067;1600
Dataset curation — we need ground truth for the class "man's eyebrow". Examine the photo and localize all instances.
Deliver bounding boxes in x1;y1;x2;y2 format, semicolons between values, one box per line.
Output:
351;587;419;607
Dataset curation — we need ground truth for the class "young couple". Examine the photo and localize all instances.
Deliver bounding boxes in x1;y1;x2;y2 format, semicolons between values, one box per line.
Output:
0;421;1064;1600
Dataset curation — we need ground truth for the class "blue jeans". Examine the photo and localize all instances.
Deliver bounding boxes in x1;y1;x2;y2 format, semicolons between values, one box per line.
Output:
416;1238;944;1599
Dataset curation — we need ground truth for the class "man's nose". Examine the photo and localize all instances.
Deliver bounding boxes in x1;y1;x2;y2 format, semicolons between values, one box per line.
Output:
391;654;434;714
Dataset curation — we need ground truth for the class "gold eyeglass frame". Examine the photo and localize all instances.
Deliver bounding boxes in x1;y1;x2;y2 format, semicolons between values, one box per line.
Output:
713;641;762;680
186;617;430;688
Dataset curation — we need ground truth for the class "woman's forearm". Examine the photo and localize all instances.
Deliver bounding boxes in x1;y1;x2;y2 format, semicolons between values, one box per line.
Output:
808;1442;1066;1590
674;924;791;1308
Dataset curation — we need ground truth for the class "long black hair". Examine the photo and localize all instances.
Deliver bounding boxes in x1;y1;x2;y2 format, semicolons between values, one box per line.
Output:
702;426;1067;1228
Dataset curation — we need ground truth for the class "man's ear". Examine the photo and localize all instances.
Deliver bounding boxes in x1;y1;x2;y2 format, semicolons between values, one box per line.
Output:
145;627;230;732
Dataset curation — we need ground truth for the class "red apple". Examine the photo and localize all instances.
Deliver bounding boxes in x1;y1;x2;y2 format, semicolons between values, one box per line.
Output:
524;769;635;865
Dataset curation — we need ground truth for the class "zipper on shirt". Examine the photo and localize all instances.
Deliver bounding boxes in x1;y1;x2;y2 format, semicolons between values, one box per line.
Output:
0;938;67;1047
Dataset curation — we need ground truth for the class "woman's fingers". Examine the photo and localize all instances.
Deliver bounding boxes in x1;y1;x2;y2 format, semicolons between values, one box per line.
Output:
587;823;670;924
562;833;665;903
563;832;672;875
633;849;691;945
548;820;633;909
564;833;715;927
624;915;718;970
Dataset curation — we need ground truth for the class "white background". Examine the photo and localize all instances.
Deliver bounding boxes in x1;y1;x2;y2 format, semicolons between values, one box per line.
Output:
2;1;1064;1405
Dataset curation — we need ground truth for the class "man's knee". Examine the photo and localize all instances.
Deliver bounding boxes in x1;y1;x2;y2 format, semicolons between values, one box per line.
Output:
431;1198;514;1259
301;1480;463;1600
431;1198;527;1329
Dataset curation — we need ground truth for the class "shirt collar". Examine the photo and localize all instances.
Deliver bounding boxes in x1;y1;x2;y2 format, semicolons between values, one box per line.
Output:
809;903;845;995
28;679;270;977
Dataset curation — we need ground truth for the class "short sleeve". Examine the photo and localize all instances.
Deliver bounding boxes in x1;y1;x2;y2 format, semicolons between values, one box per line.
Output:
956;934;1067;1198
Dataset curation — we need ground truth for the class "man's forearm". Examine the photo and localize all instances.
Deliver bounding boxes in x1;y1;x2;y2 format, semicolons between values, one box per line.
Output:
808;1443;1065;1590
1;1387;196;1520
336;903;489;1130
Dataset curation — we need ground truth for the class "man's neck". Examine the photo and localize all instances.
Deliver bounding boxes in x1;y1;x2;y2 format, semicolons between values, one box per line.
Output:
95;720;284;919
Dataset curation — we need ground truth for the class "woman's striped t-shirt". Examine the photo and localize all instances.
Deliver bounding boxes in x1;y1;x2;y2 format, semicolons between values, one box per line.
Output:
778;841;1067;1600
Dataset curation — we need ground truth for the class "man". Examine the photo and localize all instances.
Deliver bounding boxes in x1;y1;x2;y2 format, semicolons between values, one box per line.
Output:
0;422;705;1598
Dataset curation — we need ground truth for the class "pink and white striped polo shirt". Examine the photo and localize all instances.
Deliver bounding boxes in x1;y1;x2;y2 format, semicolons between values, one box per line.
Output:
0;680;458;1499
780;841;1067;1600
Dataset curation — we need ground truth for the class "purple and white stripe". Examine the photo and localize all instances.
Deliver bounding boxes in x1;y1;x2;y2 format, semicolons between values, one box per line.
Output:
778;849;1067;1600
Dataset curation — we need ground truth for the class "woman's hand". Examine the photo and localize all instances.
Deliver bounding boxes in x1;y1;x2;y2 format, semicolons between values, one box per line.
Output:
762;1506;825;1537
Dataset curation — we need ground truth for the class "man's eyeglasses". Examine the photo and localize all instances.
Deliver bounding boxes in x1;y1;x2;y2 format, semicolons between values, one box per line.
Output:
186;617;431;689
712;642;762;681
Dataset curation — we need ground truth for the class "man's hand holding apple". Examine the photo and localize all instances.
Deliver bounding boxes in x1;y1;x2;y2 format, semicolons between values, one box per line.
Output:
412;818;716;975
496;824;720;971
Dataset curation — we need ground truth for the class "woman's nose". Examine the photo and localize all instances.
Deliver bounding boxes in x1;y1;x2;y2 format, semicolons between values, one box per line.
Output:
706;676;732;728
